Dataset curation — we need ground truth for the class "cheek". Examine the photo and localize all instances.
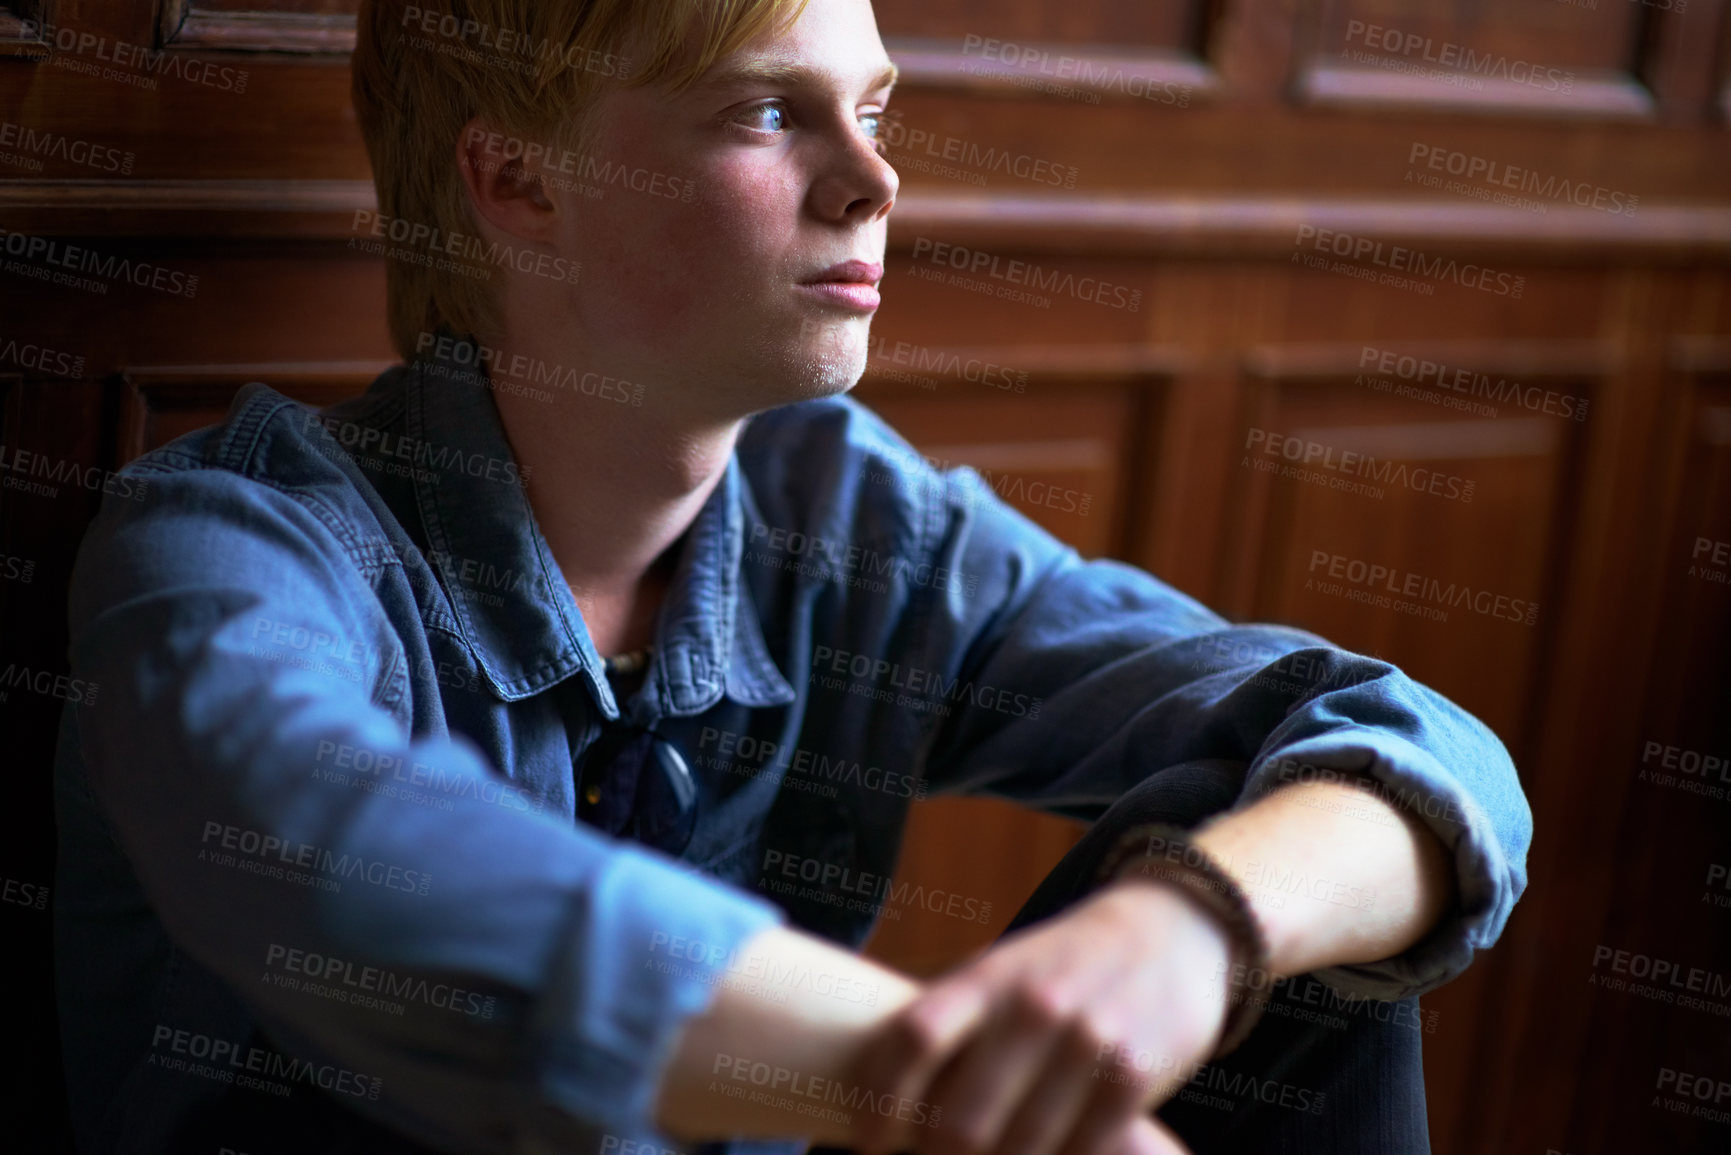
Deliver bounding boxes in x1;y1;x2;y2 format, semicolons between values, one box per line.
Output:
579;171;795;336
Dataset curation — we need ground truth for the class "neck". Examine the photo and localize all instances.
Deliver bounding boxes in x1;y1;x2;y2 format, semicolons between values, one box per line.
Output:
486;346;743;657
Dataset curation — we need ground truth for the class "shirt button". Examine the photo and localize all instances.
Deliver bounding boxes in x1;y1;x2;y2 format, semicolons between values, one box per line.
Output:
583;784;602;805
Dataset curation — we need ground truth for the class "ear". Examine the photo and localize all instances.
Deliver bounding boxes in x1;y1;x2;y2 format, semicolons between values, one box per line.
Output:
454;117;560;244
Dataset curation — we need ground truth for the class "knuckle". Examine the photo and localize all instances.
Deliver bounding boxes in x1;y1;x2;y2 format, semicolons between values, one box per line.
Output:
1008;981;1070;1028
1066;1013;1114;1058
887;1004;950;1061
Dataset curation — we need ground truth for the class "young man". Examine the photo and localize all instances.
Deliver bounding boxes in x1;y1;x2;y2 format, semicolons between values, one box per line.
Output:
53;2;1530;1153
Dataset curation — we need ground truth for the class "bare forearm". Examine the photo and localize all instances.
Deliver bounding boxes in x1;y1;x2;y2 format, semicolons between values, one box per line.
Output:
652;924;921;1145
1187;779;1456;979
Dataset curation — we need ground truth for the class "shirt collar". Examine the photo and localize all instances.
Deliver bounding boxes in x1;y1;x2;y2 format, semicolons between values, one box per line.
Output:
399;337;796;720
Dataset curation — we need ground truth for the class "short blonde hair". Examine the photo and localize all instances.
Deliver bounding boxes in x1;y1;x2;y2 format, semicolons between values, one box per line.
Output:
353;0;811;361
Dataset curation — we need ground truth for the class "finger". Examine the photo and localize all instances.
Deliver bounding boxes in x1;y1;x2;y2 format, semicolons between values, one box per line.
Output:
1108;1116;1193;1155
915;988;1070;1155
992;1020;1117;1155
1052;1075;1169;1155
850;981;993;1155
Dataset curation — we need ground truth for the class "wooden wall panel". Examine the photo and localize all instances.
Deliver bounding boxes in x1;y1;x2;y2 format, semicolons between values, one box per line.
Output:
1222;345;1596;759
873;0;1204;48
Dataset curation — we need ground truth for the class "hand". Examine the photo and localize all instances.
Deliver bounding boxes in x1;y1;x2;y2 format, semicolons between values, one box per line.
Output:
843;879;1233;1155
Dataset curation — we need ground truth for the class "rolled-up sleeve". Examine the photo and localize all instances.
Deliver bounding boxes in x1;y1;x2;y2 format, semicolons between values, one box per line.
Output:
912;465;1532;1002
64;464;785;1149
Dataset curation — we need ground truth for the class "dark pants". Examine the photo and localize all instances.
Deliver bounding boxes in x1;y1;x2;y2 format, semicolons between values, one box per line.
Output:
1004;759;1431;1154
813;758;1432;1155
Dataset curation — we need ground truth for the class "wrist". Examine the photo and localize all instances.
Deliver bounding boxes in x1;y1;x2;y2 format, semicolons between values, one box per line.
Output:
1099;875;1236;1046
1093;823;1272;1058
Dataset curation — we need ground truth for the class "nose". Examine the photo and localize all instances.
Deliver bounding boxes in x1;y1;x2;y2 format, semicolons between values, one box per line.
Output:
810;118;899;225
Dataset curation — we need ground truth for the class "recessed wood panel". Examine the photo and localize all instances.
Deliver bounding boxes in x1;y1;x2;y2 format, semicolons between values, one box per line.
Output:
854;384;1146;976
1320;0;1641;72
872;0;1203;51
121;367;381;460
1300;0;1661;118
1566;377;1731;1152
862;796;1086;975
162;0;359;52
859;387;1143;558
1222;369;1590;756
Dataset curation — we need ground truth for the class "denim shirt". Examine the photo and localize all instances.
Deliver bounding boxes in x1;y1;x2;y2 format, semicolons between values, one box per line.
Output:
53;339;1532;1155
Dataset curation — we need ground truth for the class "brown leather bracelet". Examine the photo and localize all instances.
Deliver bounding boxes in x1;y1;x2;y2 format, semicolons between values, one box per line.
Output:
1094;822;1271;1058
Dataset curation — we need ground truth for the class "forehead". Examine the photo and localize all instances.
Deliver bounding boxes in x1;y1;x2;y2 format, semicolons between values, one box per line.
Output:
680;0;897;98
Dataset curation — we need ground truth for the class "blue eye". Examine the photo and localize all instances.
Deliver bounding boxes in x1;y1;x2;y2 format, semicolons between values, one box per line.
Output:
738;102;787;132
860;112;892;156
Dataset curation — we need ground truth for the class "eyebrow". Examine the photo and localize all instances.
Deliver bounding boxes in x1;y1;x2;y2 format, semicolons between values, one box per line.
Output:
696;58;899;98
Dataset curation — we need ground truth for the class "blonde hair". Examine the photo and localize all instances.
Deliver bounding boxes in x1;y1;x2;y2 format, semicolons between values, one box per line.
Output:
353;0;811;360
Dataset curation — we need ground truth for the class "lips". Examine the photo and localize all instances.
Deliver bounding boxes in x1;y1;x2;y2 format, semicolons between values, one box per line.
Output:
802;260;883;286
